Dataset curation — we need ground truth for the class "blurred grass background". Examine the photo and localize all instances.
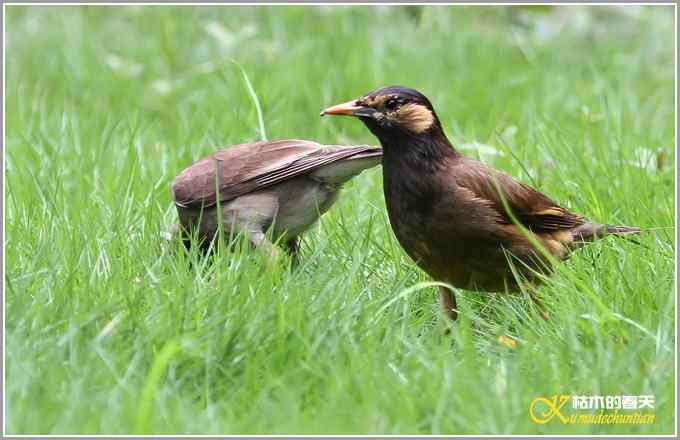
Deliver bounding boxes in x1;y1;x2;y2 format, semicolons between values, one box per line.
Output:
4;5;675;435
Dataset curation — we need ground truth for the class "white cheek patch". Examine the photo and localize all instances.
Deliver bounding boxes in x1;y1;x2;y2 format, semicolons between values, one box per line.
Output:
396;103;435;134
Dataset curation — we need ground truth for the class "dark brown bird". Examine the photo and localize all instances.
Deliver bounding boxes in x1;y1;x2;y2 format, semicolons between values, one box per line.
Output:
321;86;639;320
171;139;382;259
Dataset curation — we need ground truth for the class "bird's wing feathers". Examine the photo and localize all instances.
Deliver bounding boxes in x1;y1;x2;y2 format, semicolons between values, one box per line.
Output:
453;158;585;232
172;139;380;209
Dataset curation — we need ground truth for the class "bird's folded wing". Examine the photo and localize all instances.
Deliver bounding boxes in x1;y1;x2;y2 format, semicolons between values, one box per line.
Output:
172;139;379;209
454;159;585;232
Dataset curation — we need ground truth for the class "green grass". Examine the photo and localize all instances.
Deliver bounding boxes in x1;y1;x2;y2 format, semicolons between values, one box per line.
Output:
4;5;675;435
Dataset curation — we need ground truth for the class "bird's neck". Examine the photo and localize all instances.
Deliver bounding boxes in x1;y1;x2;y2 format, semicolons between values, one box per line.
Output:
379;128;459;173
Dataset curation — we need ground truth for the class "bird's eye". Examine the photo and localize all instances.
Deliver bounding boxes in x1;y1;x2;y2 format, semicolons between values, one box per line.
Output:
384;98;399;111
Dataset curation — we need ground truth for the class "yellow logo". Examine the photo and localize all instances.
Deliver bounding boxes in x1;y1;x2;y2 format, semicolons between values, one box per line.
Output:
529;394;656;425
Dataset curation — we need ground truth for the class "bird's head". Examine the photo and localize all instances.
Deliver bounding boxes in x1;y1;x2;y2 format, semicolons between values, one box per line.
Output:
321;86;443;142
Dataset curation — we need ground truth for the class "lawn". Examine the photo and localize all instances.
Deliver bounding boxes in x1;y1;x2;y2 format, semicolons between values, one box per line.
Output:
4;5;676;435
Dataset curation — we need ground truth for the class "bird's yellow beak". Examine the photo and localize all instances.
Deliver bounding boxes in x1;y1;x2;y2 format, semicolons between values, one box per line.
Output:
320;99;375;117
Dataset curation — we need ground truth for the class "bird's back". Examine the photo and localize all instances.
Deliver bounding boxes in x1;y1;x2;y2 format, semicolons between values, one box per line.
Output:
172;139;381;209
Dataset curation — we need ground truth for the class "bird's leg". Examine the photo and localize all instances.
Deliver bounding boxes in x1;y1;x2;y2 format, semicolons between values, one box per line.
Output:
246;229;282;261
526;283;549;321
438;285;458;321
283;237;302;267
164;223;193;252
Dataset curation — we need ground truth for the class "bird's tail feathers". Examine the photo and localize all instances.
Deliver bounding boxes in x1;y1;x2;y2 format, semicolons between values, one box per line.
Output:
572;222;641;244
605;225;641;235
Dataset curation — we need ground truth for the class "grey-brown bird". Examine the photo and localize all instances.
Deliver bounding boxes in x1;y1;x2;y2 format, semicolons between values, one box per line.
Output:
322;86;639;320
171;139;382;259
